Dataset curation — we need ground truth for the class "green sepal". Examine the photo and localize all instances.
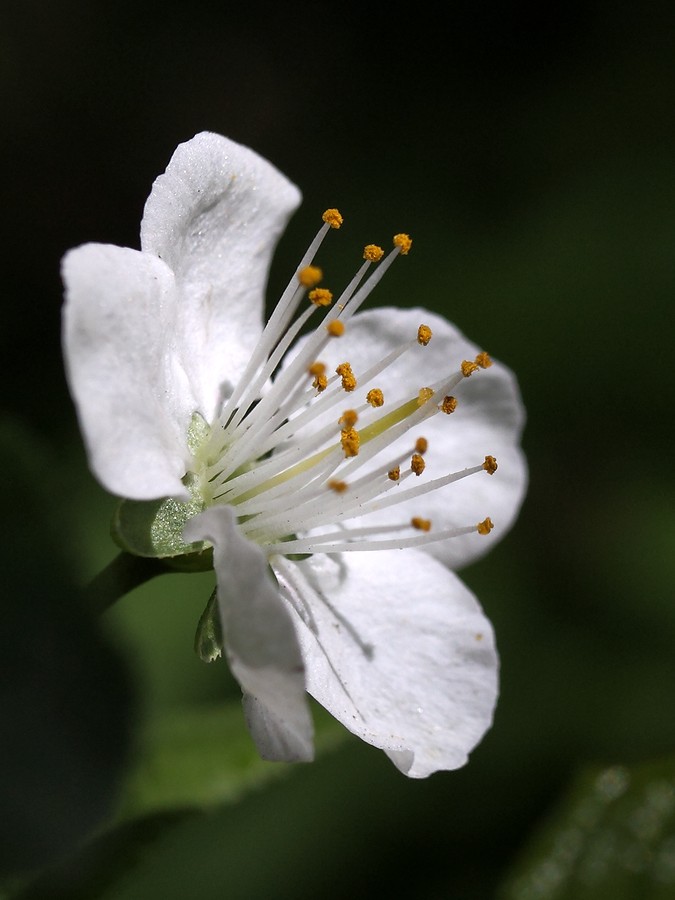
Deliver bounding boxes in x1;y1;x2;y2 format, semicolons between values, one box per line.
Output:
111;496;213;572
194;588;223;663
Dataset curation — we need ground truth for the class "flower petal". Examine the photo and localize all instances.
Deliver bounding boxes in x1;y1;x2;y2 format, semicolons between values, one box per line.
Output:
287;306;527;569
62;243;193;500
183;506;313;762
276;550;498;777
140;132;302;420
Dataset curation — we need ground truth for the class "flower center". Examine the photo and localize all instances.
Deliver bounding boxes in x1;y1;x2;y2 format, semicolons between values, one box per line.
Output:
188;210;497;558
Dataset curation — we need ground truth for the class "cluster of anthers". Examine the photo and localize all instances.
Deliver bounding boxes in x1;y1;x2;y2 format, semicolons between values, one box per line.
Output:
189;208;497;559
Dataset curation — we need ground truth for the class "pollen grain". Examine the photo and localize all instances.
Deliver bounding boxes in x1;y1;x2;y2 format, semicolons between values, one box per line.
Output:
298;265;322;288
363;244;384;262
417;324;432;345
322;208;343;228
326;319;345;336
366;388;384;407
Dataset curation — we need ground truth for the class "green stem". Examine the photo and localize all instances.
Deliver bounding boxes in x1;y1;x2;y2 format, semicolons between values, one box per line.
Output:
83;552;168;614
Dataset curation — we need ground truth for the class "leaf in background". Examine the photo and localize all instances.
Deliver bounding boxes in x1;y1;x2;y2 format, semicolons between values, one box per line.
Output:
0;420;135;880
114;700;348;823
498;755;675;900
10;702;348;899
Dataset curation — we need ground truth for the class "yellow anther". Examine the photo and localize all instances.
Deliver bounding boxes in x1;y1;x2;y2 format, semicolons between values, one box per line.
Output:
417;324;432;346
393;233;412;255
477;517;494;535
339;409;358;428
475;351;492;369
411;517;432;532
363;244;384;262
440;395;458;415
328;479;348;493
483;455;498;475
336;362;357;392
341;427;360;457
309;287;333;307
326;319;345;337
298;265;323;288
309;361;328;392
366;388;384;408
414;436;428;455
461;359;479;377
388;466;401;482
417;387;434;406
410;453;426;476
322;208;343;229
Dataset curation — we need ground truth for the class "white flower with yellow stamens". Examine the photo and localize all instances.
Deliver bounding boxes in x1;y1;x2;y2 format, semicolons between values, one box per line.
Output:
62;132;527;777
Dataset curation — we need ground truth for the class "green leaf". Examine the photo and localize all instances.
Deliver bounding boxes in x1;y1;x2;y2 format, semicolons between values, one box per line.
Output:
498;755;675;900
0;421;135;880
113;700;348;824
8;703;350;898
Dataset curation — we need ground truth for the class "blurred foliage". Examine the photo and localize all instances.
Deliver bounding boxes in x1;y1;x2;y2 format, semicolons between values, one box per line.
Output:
0;423;134;882
500;756;675;900
2;0;675;897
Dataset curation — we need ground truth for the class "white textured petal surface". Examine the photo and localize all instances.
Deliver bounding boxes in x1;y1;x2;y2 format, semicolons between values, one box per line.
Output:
141;132;302;420
62;243;194;500
184;507;313;762
242;693;314;763
285;306;527;569
277;550;499;777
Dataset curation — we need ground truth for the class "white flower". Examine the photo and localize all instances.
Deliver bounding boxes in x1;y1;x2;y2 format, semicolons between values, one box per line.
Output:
62;132;527;778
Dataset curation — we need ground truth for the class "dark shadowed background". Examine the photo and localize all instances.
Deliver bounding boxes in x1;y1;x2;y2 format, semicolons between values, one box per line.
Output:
2;2;675;898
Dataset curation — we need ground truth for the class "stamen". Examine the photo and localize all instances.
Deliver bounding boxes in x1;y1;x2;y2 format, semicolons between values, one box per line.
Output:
313;460;494;528
336;362;357;392
299;266;323;288
264;521;485;555
366;388;384;407
338;409;358;428
414;436;428;454
411;517;432;531
214;214;340;439
322;208;343;228
410;453;426;476
393;233;413;255
482;455;498;475
440;396;458;414
341;427;360;457
308;361;326;378
363;244;384;261
191;207;499;566
326;319;345;337
417;324;432;345
417;387;434;406
309;287;333;307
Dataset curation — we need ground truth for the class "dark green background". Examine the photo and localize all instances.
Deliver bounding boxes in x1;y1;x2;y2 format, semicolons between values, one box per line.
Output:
2;2;674;897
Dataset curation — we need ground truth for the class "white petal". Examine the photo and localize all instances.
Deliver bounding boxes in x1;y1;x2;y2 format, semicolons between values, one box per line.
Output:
287;306;527;569
278;550;498;777
62;243;194;500
183;507;313;761
242;693;314;763
141;132;302;420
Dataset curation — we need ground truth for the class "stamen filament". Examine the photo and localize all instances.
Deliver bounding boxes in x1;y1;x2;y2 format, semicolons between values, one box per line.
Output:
216;218;335;430
265;522;482;555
